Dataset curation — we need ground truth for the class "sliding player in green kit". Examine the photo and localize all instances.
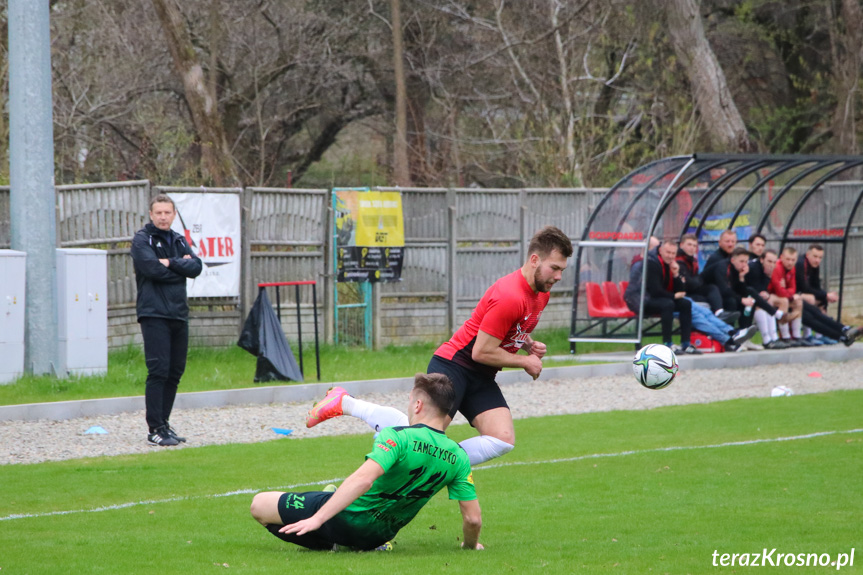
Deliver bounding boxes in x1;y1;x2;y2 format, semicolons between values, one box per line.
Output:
250;373;483;551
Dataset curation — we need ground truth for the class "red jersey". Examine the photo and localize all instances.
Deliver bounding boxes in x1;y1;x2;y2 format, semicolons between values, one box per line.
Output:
434;270;549;377
768;263;796;298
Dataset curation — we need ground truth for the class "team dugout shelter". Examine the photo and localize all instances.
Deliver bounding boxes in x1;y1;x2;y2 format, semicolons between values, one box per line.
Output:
569;154;863;353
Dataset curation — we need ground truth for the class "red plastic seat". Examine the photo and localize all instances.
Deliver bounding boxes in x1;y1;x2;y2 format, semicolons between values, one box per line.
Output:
586;282;636;318
603;281;636;317
585;282;617;317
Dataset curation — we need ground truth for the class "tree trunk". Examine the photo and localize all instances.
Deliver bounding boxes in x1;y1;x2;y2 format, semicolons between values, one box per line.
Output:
551;0;576;175
391;0;411;186
150;0;240;186
828;0;862;155
665;0;752;152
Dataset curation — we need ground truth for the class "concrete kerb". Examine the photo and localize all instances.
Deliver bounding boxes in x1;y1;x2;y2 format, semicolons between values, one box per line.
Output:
1;346;861;423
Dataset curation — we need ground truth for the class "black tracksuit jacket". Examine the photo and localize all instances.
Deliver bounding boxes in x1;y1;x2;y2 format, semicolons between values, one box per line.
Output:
130;223;202;321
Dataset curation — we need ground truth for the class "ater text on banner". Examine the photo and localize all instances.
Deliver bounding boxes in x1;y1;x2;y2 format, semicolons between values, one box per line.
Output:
168;192;241;297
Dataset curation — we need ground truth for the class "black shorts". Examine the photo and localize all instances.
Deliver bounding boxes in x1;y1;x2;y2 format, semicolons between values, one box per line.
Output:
427;355;509;422
272;492;385;551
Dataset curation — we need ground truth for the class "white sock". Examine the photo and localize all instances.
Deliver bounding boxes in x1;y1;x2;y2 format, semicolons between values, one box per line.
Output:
774;309;784;321
766;316;779;343
342;396;408;433
459;435;514;466
714;308;724;317
791;317;802;339
779;322;791;339
803;326;812;338
754;308;776;344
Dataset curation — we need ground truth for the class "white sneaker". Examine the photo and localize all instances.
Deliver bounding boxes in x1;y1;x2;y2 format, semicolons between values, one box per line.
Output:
742;340;764;351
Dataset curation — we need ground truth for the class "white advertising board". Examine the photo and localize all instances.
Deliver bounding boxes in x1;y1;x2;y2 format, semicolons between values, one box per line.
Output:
168;192;241;298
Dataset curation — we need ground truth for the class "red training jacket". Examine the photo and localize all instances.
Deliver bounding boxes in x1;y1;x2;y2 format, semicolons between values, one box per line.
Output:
768;263;796;298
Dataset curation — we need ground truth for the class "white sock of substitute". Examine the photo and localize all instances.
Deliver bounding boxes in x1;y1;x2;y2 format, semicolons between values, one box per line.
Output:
791;317;803;339
766;316;779;343
754;308;775;344
459;435;514;466
803;326;812;338
342;396;408;433
779;322;791;339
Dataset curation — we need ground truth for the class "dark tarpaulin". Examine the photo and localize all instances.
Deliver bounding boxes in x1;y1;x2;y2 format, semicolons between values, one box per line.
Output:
237;288;303;382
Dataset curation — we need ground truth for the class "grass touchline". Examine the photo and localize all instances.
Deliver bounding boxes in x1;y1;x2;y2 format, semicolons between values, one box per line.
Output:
474;426;863;470
5;425;860;524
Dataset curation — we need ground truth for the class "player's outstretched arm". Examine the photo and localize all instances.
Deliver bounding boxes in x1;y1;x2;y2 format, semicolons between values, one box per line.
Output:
458;499;483;550
279;459;384;536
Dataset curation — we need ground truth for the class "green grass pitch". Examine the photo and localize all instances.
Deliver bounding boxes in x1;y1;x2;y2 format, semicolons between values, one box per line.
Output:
2;390;861;574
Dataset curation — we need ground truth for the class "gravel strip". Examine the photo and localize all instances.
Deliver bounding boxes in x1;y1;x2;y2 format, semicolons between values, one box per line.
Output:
3;359;862;466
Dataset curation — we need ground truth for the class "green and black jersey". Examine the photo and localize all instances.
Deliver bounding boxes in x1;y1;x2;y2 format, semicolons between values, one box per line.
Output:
335;423;476;543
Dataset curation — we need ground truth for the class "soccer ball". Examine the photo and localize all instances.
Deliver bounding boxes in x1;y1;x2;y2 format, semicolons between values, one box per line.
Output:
632;344;678;390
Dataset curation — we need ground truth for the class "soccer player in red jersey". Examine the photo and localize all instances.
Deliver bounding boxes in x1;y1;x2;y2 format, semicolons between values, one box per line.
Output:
307;226;573;466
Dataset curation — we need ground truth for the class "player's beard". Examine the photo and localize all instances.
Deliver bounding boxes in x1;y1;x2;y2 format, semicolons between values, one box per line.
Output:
534;268;555;293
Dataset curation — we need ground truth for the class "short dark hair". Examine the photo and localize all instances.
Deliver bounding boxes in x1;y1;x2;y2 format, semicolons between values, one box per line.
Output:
749;233;766;244
528;226;573;259
149;193;176;211
414;373;455;415
730;247;750;258
761;248;777;259
680;233;698;243
808;243;824;252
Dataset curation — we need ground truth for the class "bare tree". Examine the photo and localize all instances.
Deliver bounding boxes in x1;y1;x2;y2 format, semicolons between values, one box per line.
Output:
665;0;752;152
389;0;411;185
150;0;240;186
827;0;862;155
40;0;863;189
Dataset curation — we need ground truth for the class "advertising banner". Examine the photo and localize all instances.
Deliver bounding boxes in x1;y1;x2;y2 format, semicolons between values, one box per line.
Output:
168;192;241;297
334;189;405;282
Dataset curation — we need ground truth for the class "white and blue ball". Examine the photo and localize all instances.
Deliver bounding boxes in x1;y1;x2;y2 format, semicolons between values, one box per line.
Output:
632;344;678;390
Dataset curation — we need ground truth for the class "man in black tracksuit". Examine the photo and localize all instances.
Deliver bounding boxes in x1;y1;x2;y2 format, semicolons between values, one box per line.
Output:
676;233;724;314
131;194;202;446
624;241;699;354
795;244;835;311
701;229;737;278
795;244;860;345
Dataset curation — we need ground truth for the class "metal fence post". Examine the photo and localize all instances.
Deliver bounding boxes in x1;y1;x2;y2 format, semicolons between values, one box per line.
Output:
295;283;304;376
447;204;457;336
240;188;254;334
326;202;336;344
372;281;381;350
520;204;528;263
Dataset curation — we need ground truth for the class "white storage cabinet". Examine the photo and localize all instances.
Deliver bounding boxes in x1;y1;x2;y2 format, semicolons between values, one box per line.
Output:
57;248;108;376
0;250;26;383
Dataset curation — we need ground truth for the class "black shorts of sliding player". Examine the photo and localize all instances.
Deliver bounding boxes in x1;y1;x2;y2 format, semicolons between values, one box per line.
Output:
270;491;386;551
